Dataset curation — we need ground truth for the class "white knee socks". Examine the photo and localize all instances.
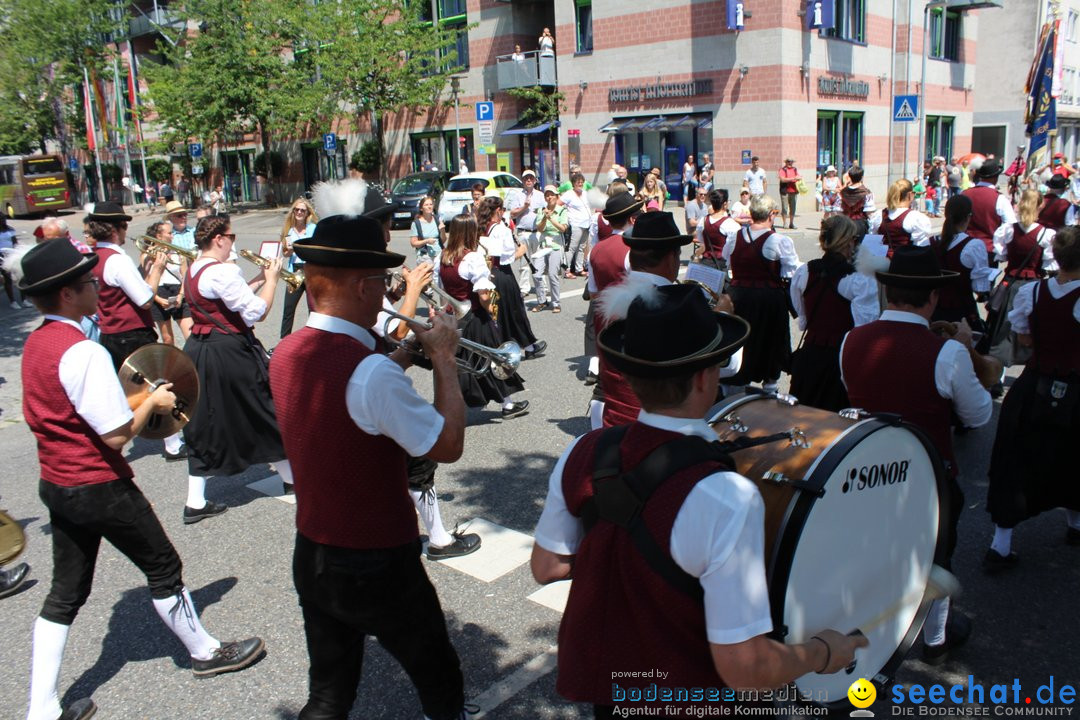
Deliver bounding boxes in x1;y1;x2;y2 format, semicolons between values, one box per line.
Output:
588;399;604;430
27;617;69;720
587;356;599;375
186;475;206;510
152;588;220;661
410;488;454;548
923;597;950;647
163;432;184;455
991;526;1013;556
276;459;294;489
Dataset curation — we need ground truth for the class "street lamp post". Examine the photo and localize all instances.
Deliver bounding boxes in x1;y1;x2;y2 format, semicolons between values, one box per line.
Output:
451;76;462;173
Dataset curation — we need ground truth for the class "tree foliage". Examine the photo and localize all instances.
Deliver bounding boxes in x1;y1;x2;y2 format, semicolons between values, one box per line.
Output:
145;158;172;183
350;140;381;175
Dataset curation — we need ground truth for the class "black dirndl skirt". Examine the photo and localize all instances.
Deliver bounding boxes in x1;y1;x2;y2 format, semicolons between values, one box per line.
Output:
986;367;1080;528
491;264;537;349
789;342;848;412
457;311;525;407
728;285;791;385
182;331;286;476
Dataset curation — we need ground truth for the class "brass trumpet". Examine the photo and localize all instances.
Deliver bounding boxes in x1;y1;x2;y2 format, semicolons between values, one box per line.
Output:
238;249;305;293
135;235;198;262
382;310;521;380
679;279;734;313
390;271;472;320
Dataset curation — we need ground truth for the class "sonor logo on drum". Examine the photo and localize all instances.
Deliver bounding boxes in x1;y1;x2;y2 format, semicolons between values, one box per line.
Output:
843;461;911;493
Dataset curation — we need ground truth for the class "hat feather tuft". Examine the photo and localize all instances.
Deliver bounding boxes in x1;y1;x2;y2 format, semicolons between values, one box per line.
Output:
311;178;368;219
1;244;34;286
597;274;664;324
855;243;890;277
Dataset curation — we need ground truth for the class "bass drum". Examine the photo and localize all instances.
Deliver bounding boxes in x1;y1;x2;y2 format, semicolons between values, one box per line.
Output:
0;509;26;565
709;392;949;703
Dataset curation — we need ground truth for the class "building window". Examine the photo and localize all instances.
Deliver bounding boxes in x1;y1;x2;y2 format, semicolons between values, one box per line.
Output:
929;8;962;62
822;0;865;44
817;110;863;172
575;0;593;53
418;0;468;72
925;115;955;162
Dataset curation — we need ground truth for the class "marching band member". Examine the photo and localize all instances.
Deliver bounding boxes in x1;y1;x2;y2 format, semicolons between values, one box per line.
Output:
182;215;292;520
964;159;1017;265
930;195;994;329
268;205;472;720
141;220;193;347
14;240;264;720
1036;174;1075;230
721;195;800;394
583;181;632;389
789;215;879;411
840;246;991;665
696;188;740;270
838;165;876;239
476;196;547;359
531;283;866;718
984;227;1080;571
869;178;932;257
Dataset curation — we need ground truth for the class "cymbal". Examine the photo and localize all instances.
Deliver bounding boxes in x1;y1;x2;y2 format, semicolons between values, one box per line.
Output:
119;343;200;439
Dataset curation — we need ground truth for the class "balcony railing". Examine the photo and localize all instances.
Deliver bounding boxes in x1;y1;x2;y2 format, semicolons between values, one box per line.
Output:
496;50;557;91
129;7;185;39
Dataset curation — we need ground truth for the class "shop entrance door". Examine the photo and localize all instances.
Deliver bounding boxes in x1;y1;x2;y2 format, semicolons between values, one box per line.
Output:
664;147;685;200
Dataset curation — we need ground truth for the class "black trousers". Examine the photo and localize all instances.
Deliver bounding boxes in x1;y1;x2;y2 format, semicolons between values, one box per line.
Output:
293;534;464;720
280;281;308;338
100;326;159;371
38;478;184;625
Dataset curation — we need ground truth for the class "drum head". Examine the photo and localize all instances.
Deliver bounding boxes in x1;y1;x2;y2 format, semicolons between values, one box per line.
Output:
780;422;941;702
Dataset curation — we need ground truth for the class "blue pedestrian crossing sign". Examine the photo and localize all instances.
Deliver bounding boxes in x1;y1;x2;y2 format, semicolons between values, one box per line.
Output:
323;133;337;152
893;95;918;123
475;102;494;122
189;142;203;158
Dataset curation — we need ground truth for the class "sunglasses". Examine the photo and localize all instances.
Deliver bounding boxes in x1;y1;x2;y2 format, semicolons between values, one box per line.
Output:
221;233;236;241
293;208;308;214
76;277;100;290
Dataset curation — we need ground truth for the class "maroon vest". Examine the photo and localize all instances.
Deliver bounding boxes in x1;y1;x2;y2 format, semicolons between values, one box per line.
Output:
933;235;978;323
842;320;955;474
22;320;133;487
557;423;732;703
91;246;153;334
1030;280;1080;378
729;228;781;288
840;187;870;220
963;185;1003;251
589;233;631;294
880;209;913;258
270;327;416;549
1004;224;1046;280
803;258;854;347
596;213;615;242
1037;195;1070;230
700;214;730;259
184;261;251;336
439;258;490;321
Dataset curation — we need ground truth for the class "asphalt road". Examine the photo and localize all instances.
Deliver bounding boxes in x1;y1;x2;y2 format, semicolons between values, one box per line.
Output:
0;204;1075;720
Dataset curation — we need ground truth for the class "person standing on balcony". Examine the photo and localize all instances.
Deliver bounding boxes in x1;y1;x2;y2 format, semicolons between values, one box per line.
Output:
538;28;554;56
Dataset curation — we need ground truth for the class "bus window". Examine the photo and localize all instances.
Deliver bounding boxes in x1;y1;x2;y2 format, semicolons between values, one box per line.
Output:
23;156;64;175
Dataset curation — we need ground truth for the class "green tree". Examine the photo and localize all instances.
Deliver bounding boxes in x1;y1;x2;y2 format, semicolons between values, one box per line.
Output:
507;86;566;153
145;158;172;183
307;0;474;184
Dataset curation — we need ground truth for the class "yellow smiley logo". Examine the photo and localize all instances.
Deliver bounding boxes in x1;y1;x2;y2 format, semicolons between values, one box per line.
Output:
848;678;876;708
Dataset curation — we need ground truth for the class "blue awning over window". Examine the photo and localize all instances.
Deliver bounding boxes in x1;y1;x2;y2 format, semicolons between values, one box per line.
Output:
501;121;552;136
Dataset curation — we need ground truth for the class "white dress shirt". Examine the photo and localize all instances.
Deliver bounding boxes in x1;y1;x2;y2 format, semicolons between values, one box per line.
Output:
721;226;801;279
992;223;1058;274
839;310;992;428
305;312;444;458
479;222;517;265
188;257;267;327
533;409;773;645
507;188;545;231
940;232;996;292
97;242;154;307
46;315;133;436
868;207;933;246
1008;278;1080;334
790;262;880;330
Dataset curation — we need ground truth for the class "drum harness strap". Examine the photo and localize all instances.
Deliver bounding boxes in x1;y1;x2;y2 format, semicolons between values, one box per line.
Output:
581;426;804;602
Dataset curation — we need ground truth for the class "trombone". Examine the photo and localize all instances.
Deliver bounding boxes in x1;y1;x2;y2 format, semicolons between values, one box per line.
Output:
382;309;521;380
390;271;472;320
134;235;198;262
238;249;305;293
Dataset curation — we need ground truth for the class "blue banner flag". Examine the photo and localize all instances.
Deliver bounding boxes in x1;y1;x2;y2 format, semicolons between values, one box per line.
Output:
727;0;745;31
1027;23;1057;170
806;0;834;30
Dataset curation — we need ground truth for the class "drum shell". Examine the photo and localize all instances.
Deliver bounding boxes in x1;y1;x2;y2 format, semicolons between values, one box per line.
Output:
0;509;26;565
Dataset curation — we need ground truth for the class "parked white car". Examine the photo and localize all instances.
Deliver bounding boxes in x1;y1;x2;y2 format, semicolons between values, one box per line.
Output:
437;171;524;224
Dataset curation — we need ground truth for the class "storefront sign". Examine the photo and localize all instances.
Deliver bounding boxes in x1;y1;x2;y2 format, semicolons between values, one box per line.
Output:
609;80;713;104
817;75;870;99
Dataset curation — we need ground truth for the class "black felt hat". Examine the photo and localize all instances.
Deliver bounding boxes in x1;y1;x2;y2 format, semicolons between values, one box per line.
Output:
874;245;959;289
16;239;99;296
294;215;405;269
362;186;403;220
623;211;694;249
1046;174;1069;191
86;201;132;223
975;159;1003;180
602;192;645;221
597;284;749;378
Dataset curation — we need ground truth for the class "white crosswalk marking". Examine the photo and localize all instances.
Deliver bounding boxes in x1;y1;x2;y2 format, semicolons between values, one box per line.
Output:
527;580;572;614
429;518;533;582
246;474;295;505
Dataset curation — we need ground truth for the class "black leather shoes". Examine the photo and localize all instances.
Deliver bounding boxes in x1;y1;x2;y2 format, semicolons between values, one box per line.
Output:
426;532;482;560
192;637;265;678
163;445;189;461
983;547;1019;574
921;610;972;666
58;698;96;720
501;400;530;419
282;481;295;496
524;340;547;359
0;562;30;599
183;501;228;525
584;371;599;386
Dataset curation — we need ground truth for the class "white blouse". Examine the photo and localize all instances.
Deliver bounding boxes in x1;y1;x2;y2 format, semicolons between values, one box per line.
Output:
480;223;517;265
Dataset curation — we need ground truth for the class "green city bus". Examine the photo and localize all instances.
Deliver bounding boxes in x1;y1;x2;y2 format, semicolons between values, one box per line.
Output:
1;154;73;218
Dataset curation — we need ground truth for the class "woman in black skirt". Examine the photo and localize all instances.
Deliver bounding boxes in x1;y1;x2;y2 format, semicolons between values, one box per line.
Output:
439;214;529;418
182;215;292;522
789;215;879;411
476;197;547;359
930;195;991;329
984;227;1080;572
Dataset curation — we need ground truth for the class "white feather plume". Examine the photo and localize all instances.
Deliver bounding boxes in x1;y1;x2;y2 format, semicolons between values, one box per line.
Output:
855;243;890;276
586;187;609;210
596;273;664;324
1;244;34;287
311;178;368;219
